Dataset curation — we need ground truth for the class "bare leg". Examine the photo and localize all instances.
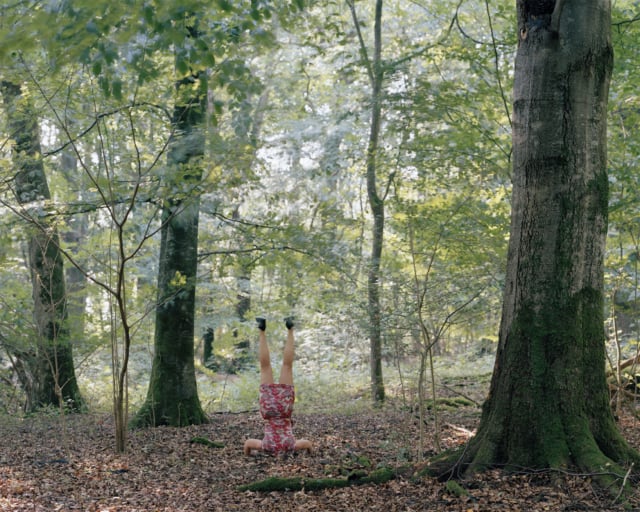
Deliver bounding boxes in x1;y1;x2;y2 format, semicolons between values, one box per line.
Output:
257;318;273;385
244;318;272;456
279;323;295;386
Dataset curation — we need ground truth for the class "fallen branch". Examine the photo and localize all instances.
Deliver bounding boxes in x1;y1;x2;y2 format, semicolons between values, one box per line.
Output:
238;467;396;492
608;383;639;406
607;355;640;376
443;423;476;437
612;463;635;505
190;437;224;448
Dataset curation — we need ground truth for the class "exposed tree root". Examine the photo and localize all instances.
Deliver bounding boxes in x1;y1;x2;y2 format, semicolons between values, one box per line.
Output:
130;400;209;428
419;433;640;504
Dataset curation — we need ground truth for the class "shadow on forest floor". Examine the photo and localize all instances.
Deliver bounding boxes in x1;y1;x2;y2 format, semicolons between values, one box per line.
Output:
0;382;639;511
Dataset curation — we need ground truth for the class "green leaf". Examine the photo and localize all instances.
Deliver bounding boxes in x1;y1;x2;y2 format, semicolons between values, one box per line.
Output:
216;0;233;11
176;57;189;76
112;79;123;100
98;76;110;97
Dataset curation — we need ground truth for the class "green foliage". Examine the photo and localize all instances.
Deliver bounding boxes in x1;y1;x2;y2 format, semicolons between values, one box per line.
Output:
0;0;638;417
605;2;640;359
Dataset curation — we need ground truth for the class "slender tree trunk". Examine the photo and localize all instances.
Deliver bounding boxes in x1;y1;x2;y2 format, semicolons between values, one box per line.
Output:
227;87;272;328
349;0;386;404
368;0;386;403
202;327;214;367
317;130;345;239
431;0;640;490
233;207;252;322
61;146;89;381
1;80;84;412
131;49;207;428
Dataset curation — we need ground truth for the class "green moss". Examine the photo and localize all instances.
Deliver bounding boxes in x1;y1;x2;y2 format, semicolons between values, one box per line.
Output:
130;397;209;428
419;444;471;479
566;420;630;499
425;397;476;410
355;455;372;467
237;467;396;492
445;480;469;497
587;171;609;224
189;436;224;448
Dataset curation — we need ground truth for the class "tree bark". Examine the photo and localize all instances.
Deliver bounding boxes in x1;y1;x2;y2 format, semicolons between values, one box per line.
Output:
430;0;639;491
367;0;386;404
131;62;208;427
61;142;89;391
202;327;214;367
232;206;252;322
1;80;84;412
348;0;387;404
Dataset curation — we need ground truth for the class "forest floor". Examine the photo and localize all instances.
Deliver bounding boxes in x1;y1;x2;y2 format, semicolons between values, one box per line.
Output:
0;382;639;511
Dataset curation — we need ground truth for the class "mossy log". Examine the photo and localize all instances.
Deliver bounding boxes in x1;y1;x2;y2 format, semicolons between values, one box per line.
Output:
237;467;396;492
189;437;224;448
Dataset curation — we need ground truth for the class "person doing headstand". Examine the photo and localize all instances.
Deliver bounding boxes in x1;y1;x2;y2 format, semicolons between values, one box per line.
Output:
243;317;313;456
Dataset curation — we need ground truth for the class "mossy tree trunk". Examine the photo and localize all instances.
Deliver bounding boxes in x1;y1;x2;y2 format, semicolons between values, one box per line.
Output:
1;80;84;413
131;25;207;428
434;0;639;486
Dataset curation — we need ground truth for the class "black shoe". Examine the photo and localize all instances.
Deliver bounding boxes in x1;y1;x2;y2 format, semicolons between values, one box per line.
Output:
256;317;266;331
284;317;294;330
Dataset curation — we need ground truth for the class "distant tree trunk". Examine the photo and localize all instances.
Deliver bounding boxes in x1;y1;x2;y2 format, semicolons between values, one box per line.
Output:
236;273;251;320
61;146;89;376
1;80;84;412
318;130;345;239
433;0;640;488
348;0;387;404
366;0;386;403
202;327;214;366
132;38;207;428
230;88;269;324
233;207;252;322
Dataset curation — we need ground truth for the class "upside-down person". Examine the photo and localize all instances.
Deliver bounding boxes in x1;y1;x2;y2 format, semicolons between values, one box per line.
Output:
243;317;313;456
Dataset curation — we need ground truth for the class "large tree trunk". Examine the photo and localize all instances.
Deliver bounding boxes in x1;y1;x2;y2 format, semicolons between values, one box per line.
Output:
131;67;208;427
1;80;84;412
431;0;639;489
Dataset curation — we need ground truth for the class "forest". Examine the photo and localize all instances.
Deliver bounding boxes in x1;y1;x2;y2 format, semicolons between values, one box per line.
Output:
0;0;639;510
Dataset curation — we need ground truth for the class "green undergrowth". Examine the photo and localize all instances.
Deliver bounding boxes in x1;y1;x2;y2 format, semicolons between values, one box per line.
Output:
199;353;495;415
65;350;496;417
1;351;494;421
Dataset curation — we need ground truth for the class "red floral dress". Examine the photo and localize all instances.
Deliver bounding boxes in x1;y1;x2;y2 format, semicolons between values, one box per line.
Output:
259;383;296;454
